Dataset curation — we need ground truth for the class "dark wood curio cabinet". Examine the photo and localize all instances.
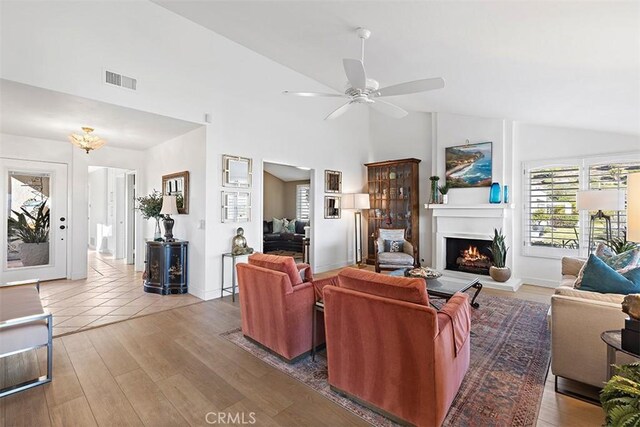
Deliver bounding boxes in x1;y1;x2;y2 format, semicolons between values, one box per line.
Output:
364;158;420;265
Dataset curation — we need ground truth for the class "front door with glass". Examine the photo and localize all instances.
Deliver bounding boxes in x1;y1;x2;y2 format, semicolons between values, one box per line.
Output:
1;159;68;282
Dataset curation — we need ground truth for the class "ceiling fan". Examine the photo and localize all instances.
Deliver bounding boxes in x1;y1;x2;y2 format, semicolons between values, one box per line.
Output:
283;27;445;120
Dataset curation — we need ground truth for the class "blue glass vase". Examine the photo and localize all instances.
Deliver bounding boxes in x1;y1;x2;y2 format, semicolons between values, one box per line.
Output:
503;185;510;203
489;182;501;204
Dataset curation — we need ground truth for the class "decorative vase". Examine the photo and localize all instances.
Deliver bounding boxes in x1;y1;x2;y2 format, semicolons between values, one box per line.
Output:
503;185;510;203
441;194;449;204
489;266;511;282
430;180;440;204
489;182;501;204
154;218;163;241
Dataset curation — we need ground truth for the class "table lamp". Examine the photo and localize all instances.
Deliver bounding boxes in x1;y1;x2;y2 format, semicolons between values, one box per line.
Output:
160;195;179;242
627;173;639;243
342;193;370;267
576;189;625;251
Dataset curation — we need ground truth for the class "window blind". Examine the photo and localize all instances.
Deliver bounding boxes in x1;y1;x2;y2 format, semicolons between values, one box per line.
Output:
296;184;310;220
526;165;580;249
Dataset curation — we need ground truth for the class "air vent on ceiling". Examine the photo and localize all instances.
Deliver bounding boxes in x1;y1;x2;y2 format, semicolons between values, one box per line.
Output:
105;70;137;91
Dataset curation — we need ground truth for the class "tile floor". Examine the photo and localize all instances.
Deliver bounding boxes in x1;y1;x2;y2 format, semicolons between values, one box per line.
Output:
40;251;201;337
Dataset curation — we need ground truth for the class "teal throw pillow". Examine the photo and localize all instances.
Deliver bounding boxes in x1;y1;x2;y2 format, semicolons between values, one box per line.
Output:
579;254;640;295
287;219;297;233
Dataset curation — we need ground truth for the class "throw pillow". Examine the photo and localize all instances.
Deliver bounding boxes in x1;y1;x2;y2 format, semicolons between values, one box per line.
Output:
295;220;308;235
575;247;640;287
579;254;640;295
384;240;404;253
272;217;284;234
598;247;640;270
595;243;615;259
287;218;297;233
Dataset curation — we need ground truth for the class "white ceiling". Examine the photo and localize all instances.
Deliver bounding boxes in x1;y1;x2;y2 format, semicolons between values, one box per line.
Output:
155;1;640;135
0;79;202;150
264;162;311;182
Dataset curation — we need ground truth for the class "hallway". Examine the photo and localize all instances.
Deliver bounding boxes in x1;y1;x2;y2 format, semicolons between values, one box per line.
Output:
40;251;201;336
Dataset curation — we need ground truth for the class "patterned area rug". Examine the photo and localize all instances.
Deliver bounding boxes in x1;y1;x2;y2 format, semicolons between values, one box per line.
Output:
222;294;551;426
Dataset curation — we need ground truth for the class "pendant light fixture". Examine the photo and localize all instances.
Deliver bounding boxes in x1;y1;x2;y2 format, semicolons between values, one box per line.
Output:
68;127;106;154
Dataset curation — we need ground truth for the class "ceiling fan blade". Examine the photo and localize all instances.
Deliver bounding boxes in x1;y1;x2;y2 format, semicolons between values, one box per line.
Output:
371;100;408;119
376;77;445;97
343;59;367;90
324;102;354;120
282;91;346;98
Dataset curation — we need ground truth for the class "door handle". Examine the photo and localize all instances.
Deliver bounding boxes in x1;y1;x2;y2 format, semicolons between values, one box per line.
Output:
60;225;66;230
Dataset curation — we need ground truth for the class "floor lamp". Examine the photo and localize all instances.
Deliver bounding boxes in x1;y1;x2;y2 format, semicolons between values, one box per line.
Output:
576;189;625;252
627;174;639;243
343;193;370;267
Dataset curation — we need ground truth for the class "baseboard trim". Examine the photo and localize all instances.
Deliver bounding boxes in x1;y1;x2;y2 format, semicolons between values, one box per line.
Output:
521;277;559;288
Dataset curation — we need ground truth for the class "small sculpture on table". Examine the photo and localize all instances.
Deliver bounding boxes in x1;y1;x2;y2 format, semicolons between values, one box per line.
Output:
621;294;640;355
232;227;254;255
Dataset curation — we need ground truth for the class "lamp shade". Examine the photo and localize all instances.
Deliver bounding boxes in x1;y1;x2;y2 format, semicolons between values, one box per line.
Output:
160;195;179;215
628;173;640;242
353;193;370;210
342;193;370;210
576;189;625;211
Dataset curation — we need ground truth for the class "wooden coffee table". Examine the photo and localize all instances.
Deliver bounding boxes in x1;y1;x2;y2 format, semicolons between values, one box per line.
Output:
390;269;483;309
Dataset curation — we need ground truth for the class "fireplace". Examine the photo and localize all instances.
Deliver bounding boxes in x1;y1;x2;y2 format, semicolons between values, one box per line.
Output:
445;237;493;276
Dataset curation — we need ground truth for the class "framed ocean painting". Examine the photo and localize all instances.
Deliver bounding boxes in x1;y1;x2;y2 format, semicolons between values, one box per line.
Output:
445;142;492;188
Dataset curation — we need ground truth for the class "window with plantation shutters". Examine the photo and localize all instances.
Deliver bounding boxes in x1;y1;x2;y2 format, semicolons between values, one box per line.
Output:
296;184;310;220
525;164;581;255
523;153;640;259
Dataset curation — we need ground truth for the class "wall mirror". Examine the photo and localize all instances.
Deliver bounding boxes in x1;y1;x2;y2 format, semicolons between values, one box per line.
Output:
325;170;342;193
162;171;189;214
222;191;251;223
223;155;252;188
324;195;341;219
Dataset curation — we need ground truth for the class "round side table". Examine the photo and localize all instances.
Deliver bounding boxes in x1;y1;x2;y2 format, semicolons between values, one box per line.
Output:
600;330;640;380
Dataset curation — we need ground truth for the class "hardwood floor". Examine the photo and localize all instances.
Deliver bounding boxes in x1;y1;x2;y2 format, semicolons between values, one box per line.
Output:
0;265;606;426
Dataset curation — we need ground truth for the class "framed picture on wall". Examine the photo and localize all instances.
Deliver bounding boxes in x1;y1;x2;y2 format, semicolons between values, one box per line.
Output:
325;170;342;193
162;171;189;214
221;191;251;223
445;142;492;188
222;155;252;188
324;195;341;219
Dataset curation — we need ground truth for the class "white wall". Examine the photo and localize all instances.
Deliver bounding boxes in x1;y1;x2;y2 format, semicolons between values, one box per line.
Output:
513;123;640;286
1;1;369;300
144;126;207;298
368;110;433;265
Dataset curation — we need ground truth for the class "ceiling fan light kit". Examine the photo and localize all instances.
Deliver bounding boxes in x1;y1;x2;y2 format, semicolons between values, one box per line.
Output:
283;27;445;120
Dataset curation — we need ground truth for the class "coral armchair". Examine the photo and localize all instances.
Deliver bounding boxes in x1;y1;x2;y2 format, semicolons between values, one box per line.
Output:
323;268;470;426
236;253;336;362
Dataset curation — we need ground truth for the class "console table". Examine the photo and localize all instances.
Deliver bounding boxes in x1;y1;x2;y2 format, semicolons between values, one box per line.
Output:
144;240;188;295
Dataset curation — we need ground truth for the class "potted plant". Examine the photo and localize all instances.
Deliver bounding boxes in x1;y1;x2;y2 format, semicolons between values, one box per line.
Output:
136;190;164;241
600;362;640;427
8;201;50;266
429;176;440;204
488;228;511;282
438;184;450;204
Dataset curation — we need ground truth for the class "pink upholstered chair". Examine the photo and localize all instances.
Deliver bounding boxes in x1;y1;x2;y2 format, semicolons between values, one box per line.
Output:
236;253;337;362
323;268;471;426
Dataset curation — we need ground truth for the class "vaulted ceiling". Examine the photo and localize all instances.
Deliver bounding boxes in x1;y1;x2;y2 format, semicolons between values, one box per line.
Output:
155;1;640;135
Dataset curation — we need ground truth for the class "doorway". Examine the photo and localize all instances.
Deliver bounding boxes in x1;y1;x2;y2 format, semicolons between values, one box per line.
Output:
87;166;135;263
262;162;312;264
1;158;68;282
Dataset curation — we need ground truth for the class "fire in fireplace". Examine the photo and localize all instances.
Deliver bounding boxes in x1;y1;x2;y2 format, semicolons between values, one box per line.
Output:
445;237;493;275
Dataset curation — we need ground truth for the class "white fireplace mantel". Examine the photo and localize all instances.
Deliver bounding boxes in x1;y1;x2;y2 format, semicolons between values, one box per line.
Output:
427;203;522;292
